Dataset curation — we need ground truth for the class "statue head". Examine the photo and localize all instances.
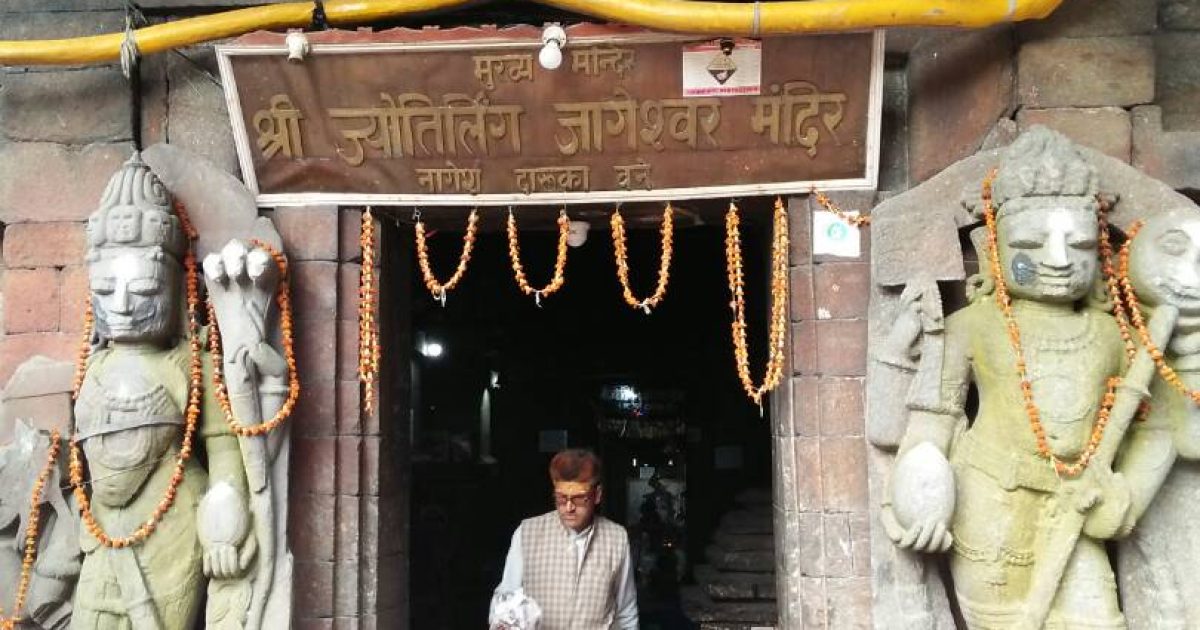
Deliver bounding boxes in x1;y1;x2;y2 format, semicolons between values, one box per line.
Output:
990;127;1100;304
85;154;187;346
1128;208;1200;317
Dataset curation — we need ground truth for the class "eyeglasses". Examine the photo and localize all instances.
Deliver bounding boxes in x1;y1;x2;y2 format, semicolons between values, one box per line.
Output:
553;492;594;508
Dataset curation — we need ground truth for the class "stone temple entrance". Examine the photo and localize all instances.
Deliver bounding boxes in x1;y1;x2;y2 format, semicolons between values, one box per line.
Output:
394;201;779;630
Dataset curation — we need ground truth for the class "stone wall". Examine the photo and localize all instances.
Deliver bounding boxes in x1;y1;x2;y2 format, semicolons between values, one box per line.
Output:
0;0;1198;628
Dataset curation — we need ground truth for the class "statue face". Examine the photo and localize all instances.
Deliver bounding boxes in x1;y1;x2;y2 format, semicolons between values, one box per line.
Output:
89;247;180;344
996;198;1098;304
1129;209;1200;316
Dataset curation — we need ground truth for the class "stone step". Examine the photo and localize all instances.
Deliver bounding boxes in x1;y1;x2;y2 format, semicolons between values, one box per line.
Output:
699;624;778;630
712;531;775;552
693;564;777;601
735;487;772;507
719;509;773;535
681;586;778;624
706;544;775;573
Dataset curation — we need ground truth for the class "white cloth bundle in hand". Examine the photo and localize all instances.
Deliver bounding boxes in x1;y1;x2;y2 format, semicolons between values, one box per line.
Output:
488;588;542;630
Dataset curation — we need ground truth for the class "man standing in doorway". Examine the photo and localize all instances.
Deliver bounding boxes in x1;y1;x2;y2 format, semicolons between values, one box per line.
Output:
492;449;639;629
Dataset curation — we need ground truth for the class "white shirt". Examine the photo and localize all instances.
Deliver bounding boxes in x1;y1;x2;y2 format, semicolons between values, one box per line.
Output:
494;520;640;629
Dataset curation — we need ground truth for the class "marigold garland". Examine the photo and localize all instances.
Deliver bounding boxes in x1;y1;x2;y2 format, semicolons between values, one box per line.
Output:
415;209;479;305
813;189;872;227
507;209;570;306
611;204;674;314
0;430;61;630
358;207;380;416
981;171;1117;477
1119;220;1200;406
206;240;300;437
725;197;791;407
71;298;93;400
69;201;204;548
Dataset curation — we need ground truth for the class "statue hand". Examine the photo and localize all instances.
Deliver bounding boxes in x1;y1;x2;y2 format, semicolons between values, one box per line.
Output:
1079;469;1134;540
882;504;953;553
1148;304;1181;352
202;533;258;580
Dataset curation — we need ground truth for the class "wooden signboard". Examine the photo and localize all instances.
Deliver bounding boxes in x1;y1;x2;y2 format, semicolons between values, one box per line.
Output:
218;25;883;206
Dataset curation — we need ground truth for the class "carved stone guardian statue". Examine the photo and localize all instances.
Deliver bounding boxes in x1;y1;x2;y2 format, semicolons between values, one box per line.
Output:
70;153;291;630
880;128;1176;629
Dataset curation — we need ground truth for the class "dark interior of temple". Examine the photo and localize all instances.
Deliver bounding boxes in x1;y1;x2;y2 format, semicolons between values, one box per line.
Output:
400;201;777;629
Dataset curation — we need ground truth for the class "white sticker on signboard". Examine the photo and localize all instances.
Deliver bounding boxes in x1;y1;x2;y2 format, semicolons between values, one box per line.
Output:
682;39;762;97
813;210;862;258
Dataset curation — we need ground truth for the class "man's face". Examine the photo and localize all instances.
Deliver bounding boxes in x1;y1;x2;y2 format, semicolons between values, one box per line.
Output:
89;247;180;345
554;482;601;532
996;198;1098;304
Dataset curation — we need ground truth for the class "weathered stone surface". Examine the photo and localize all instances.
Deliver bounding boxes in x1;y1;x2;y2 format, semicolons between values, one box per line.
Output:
819;377;864;437
793;436;823;511
0;11;123;41
293;436;337;495
1155;32;1200;130
290;493;336;563
1;221;85;268
0;67;130;143
1018;0;1156;39
821;437;869;512
291;261;340;319
792;321;817;375
788;196;812;265
0;332;75;385
0;355;74;441
790;376;819;437
823;513;853;578
694;565;776;601
879;66;909;192
3;267;59;333
142;142;259;259
272;205;341;261
0;141;132;223
814;262;869;320
1017;108;1133;161
681;587;777;623
294;560;335;619
1132;105;1200;190
1018;37;1154;108
815;320;867;376
981;116;1019;150
166;47;238;176
826;577;873;629
1161;0;1200;30
790;266;814;321
909;27;1014;183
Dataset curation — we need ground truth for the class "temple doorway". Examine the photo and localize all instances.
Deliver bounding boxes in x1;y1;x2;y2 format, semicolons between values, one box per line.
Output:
392;201;780;630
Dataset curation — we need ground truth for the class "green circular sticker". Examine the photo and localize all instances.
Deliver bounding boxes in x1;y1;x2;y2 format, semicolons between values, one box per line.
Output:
827;222;848;240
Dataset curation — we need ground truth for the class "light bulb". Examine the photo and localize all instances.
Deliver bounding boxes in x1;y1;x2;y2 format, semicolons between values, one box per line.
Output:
539;42;563;70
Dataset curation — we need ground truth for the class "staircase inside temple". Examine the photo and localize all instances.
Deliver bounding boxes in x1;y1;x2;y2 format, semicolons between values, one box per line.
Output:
682;488;778;630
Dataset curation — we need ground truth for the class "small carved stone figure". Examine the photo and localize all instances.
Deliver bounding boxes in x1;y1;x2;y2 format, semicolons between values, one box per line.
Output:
0;421;80;630
1114;208;1200;629
881;128;1175;629
71;154;290;630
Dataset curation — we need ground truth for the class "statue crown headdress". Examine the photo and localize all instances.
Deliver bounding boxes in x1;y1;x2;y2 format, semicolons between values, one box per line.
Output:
991;126;1099;215
86;153;186;261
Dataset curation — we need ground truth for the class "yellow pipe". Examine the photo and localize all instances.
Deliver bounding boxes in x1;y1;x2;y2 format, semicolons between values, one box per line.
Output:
0;0;1063;66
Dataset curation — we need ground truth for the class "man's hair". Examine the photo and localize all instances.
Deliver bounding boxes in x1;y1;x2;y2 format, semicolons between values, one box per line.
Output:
549;449;603;487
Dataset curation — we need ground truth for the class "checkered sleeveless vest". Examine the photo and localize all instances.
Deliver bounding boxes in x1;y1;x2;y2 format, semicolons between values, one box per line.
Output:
521;512;628;630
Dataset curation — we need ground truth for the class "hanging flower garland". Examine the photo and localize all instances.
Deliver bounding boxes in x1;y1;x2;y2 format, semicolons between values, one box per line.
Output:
812;189;872;227
981;171;1119;477
70;201;204;548
415;208;479;306
1119;220;1200;405
507;209;570;307
0;430;61;630
206;240;301;437
71;299;93;400
725;197;791;407
611;204;674;314
358;207;380;415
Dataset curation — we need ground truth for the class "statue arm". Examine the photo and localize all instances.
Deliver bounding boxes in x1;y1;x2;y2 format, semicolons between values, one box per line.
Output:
898;311;972;457
1115;421;1177;526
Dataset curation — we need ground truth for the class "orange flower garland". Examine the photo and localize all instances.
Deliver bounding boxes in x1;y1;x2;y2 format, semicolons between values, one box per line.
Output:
725;198;790;407
981;171;1118;477
0;430;61;630
358;208;380;415
507;209;570;306
71;298;93;400
415;208;479;305
69;201;204;548
206;240;301;437
1119;220;1200;405
611;204;674;314
812;189;872;227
